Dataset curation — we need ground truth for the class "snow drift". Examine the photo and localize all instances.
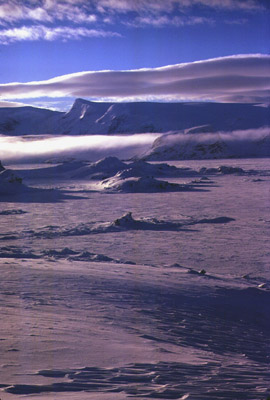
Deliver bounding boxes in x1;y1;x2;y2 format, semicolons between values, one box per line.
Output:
101;174;196;193
12;157;199;181
4;212;235;241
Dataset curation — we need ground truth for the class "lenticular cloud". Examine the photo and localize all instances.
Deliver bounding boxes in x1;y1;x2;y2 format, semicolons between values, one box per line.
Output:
0;54;269;103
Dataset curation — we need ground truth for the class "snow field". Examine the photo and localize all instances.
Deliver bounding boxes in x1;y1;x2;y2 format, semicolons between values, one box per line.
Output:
0;157;269;399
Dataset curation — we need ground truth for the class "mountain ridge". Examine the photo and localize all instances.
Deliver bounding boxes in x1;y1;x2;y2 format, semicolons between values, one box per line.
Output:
0;98;269;136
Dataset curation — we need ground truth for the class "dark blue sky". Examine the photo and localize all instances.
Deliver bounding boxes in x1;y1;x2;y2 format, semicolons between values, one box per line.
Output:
0;0;269;109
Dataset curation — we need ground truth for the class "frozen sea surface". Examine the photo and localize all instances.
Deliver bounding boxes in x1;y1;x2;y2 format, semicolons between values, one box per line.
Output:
0;158;269;399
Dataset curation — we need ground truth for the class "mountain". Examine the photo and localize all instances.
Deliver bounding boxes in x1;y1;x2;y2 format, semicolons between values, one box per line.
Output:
141;129;270;160
0;98;269;136
0;106;61;135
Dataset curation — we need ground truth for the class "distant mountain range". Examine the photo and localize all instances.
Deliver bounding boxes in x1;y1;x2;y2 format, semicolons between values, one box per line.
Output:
0;98;269;136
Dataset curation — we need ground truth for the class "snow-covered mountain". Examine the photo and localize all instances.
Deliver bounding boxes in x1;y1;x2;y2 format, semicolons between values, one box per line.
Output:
142;128;270;160
0;98;269;136
0;105;61;135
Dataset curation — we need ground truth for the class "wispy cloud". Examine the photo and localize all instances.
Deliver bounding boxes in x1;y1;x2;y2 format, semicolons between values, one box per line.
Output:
0;100;28;107
0;55;269;104
0;25;120;44
0;1;97;25
126;15;214;28
224;18;248;25
0;0;267;27
92;0;267;13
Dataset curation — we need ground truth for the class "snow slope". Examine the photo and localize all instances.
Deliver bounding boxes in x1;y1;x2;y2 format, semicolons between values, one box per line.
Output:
0;161;87;201
101;174;196;193
0;98;269;135
142;128;270;160
13;157;197;181
0;165;31;195
0;105;61;135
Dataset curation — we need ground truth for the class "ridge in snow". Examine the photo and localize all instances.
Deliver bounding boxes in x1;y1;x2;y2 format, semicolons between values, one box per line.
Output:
101;173;196;193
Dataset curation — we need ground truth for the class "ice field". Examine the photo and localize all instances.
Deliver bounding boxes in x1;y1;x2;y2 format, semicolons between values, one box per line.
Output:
0;157;269;399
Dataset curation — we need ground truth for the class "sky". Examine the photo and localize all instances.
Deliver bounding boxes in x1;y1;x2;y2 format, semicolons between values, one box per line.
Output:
0;0;269;110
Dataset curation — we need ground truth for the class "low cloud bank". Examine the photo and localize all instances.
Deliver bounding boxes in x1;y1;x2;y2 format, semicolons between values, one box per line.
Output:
144;127;270;160
160;127;270;145
0;134;160;164
1;128;269;165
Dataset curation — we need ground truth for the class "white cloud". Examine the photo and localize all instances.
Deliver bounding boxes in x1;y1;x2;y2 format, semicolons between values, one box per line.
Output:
0;25;121;44
0;100;28;107
126;15;214;27
0;54;269;103
0;0;267;27
0;133;159;163
93;0;266;13
0;1;97;25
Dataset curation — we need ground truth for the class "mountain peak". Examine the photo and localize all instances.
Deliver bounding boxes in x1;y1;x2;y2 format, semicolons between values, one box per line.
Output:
73;98;93;106
66;98;96;119
70;98;94;111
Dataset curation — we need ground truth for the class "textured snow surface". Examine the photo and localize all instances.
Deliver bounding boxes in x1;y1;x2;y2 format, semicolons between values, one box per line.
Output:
0;157;269;400
0;166;86;202
101;175;197;193
0;212;236;242
13;157;200;182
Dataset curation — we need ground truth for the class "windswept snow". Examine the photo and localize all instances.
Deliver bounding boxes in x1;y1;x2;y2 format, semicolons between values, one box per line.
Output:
120;159;196;178
1;257;270;399
101;175;197;193
199;165;245;174
2;211;235;241
0;157;269;400
0;161;88;201
0;245;132;265
14;156;127;180
13;157;199;182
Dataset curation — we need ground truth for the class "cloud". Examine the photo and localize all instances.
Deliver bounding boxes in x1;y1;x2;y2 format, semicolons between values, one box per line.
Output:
0;100;28;107
83;0;268;13
152;127;270;157
0;127;268;164
0;0;267;27
0;25;120;44
0;1;97;25
1;54;269;104
126;15;214;28
0;133;160;163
